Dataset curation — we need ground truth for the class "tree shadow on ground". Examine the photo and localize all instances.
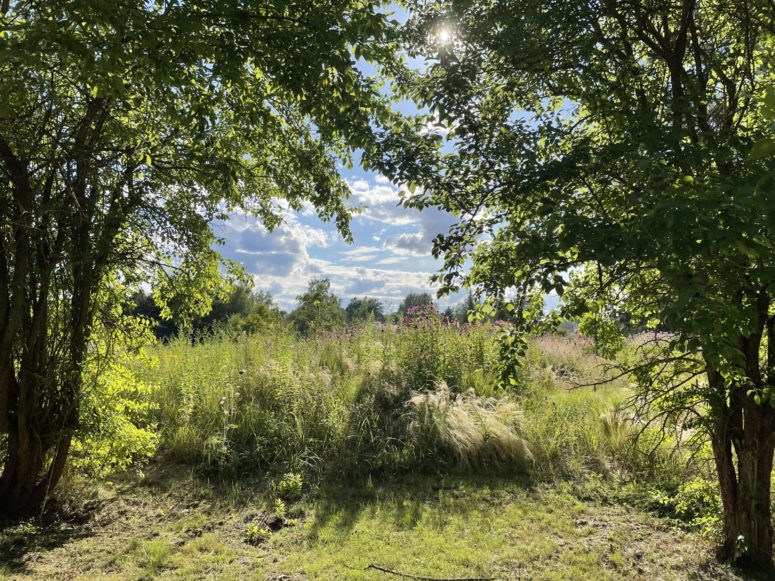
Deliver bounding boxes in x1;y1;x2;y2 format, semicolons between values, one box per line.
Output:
305;470;535;543
0;507;94;574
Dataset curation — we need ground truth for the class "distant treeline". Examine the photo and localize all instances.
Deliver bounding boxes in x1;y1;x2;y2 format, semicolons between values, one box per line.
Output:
125;278;503;340
126;277;657;342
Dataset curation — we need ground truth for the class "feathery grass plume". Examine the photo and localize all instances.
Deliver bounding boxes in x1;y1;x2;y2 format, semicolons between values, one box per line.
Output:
407;382;533;471
599;409;640;452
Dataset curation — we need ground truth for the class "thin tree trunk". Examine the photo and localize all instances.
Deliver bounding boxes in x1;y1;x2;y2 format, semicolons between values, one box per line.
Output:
712;415;739;561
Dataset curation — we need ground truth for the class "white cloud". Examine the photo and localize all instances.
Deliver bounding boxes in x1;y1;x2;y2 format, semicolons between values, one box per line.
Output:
210;176;465;312
347;178;418;226
384;208;457;256
376;256;405;265
339;246;384;263
246;255;442;311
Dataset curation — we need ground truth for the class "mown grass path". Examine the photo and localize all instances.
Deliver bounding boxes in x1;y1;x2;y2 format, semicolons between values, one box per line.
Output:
0;466;757;580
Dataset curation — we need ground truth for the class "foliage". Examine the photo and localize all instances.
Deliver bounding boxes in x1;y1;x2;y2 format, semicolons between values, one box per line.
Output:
394;303;499;392
133;327;689;489
290;278;346;335
345;297;385;324
391;0;775;564
0;0;400;510
127;286;280;340
396;292;433;319
194;286;279;336
244;524;271;546
651;477;723;539
73;348;158;478
276;472;304;503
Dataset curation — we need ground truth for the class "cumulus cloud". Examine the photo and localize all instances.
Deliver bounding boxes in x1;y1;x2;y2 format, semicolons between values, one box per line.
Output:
210;176;462;312
244;255;442;311
215;209;335;298
347;178;418;226
384;207;457;256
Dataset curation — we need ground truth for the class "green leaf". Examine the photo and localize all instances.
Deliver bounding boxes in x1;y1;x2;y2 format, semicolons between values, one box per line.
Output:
750;138;775;161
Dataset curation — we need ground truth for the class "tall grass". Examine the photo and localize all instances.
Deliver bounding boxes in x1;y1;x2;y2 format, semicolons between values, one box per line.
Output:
129;321;701;487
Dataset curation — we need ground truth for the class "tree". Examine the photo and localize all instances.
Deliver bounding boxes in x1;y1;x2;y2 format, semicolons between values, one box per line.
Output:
345;297;385;324
448;293;479;324
391;0;775;566
397;292;433;317
128;285;279;339
0;0;398;513
291;279;345;335
227;289;281;335
125;290;178;340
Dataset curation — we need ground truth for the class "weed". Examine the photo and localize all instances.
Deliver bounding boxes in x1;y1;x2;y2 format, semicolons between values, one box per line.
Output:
650;476;722;538
125;326;702;490
128;537;171;576
407;382;533;471
276;472;303;502
244;524;271;546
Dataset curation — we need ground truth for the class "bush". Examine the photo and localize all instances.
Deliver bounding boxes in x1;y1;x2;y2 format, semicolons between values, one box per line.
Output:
650;477;722;538
71;315;158;478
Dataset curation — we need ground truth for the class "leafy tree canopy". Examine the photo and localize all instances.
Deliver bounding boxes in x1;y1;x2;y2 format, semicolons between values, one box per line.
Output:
389;0;775;566
291;278;345;335
128;285;278;339
0;0;401;512
397;292;433;317
346;296;385;324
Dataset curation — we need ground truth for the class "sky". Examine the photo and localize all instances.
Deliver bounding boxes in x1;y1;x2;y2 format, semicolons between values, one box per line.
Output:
210;7;560;315
213;172;464;313
211;5;471;313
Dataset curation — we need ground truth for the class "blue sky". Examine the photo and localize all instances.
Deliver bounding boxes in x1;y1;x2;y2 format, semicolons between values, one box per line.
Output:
211;5;471;313
214;171;463;313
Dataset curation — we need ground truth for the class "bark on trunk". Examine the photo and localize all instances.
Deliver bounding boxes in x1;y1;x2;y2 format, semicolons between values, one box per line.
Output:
0;424;73;515
715;436;775;566
712;383;775;567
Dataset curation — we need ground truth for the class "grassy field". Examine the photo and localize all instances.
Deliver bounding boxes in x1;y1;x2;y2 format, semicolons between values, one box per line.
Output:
0;319;767;579
0;467;749;580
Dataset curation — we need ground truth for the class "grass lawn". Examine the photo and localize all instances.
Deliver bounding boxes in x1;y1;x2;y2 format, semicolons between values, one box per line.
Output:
0;464;756;581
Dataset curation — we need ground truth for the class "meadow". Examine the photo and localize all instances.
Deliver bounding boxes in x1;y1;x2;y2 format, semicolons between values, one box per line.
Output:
0;313;756;579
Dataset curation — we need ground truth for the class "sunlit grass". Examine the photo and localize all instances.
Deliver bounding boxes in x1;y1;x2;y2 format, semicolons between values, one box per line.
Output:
129;324;699;489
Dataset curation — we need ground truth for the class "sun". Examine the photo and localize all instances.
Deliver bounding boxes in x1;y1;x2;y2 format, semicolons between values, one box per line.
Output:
436;26;454;46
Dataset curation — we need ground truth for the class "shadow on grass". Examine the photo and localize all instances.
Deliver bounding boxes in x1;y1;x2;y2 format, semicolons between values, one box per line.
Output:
305;470;535;544
0;511;93;574
1;460;773;581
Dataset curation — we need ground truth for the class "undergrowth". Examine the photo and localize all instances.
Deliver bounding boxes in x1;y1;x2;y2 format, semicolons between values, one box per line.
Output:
124;323;706;493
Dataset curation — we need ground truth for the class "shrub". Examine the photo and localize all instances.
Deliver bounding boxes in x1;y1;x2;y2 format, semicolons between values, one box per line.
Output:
651;477;722;538
71;316;158;478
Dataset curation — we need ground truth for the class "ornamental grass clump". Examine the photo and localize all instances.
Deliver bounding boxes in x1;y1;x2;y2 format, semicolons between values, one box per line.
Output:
406;382;533;472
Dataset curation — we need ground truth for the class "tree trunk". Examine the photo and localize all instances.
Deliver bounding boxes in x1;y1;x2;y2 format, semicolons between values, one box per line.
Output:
0;400;73;515
712;391;775;567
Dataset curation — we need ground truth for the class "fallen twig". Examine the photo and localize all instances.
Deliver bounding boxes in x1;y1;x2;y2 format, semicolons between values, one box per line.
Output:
351;563;497;581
